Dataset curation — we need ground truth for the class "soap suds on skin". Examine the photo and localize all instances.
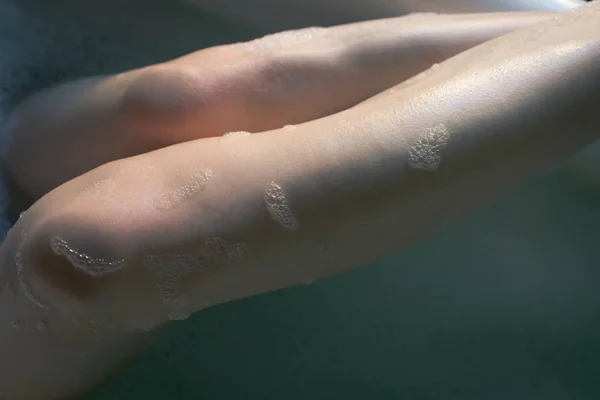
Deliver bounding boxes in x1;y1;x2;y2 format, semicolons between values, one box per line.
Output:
156;169;213;210
407;123;450;171
264;181;298;232
246;27;327;53
223;131;251;138
144;237;248;319
16;230;51;310
50;236;125;277
36;320;48;332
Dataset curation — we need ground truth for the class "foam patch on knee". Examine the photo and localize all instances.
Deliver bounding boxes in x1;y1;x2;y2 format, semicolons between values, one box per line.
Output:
264;181;298;232
223;131;251;138
246;27;327;53
50;236;126;277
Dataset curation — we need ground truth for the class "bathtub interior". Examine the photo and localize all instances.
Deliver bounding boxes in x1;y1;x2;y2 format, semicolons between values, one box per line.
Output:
0;0;599;398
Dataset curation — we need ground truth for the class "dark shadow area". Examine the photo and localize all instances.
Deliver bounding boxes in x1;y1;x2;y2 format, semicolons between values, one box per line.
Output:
1;0;255;110
88;170;600;399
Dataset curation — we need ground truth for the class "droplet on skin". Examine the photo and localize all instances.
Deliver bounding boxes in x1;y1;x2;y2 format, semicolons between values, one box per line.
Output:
36;320;48;332
11;319;24;328
283;125;296;131
156;169;213;210
246;27;327;53
264;182;298;232
407;124;450;171
50;236;125;277
77;178;118;205
16;231;51;310
223;131;251;138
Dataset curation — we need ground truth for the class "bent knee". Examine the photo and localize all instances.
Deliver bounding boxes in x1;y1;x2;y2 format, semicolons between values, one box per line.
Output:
15;172;201;328
21;211;132;310
118;60;254;144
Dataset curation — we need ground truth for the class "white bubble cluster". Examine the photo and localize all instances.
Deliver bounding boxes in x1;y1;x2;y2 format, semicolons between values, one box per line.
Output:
223;131;251;138
157;169;213;210
407;124;450;171
11;319;24;328
50;236;125;277
36;320;49;332
246;27;326;52
144;237;247;318
264;181;298;232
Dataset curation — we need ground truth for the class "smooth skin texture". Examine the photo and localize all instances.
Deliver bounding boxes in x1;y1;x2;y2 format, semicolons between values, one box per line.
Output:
0;2;599;398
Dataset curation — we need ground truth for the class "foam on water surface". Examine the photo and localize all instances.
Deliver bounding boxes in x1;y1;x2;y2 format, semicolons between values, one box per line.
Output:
156;169;213;210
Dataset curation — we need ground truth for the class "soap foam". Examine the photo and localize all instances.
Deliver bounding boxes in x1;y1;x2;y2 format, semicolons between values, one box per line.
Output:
246;27;327;53
144;237;247;316
36;319;48;332
223;131;251;138
50;236;125;277
407;124;450;171
264;181;298;232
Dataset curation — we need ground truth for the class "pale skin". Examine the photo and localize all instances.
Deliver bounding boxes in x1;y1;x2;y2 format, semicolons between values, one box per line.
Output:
1;2;600;399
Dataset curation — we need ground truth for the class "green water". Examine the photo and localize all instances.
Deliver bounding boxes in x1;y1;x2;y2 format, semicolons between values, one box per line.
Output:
87;170;600;399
